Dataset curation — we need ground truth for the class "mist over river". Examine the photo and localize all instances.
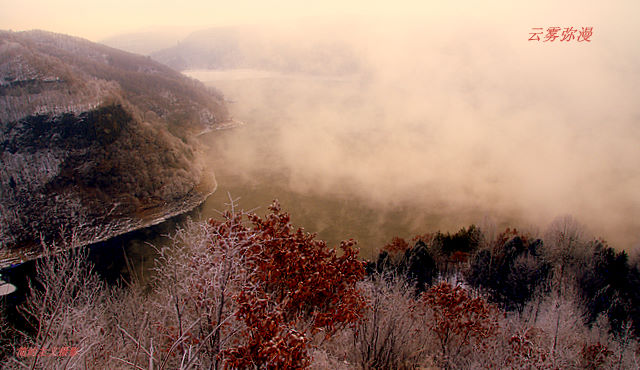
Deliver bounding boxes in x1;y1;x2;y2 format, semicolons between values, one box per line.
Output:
193;70;507;260
88;22;640;279
12;62;634;285
189;63;640;259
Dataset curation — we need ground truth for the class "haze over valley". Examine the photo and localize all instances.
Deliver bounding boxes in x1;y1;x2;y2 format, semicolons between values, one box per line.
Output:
4;3;640;368
2;12;640;260
170;19;640;254
2;2;639;256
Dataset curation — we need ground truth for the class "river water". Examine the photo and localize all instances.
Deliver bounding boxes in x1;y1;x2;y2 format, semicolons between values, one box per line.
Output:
0;69;522;292
191;69;499;260
107;69;498;281
4;66;639;308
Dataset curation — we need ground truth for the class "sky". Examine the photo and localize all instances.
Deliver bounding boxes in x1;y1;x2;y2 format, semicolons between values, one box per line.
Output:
1;0;637;42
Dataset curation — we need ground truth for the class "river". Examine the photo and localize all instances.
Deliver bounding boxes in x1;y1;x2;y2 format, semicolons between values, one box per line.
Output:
191;69;499;260
0;68;529;292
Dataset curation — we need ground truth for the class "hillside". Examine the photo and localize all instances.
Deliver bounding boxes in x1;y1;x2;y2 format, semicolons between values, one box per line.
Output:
0;30;229;266
149;26;361;75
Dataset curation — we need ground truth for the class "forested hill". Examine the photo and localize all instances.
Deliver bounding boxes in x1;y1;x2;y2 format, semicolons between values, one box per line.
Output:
0;30;228;130
0;30;229;265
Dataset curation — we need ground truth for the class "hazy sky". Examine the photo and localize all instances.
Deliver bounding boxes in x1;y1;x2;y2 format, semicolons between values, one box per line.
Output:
2;0;638;41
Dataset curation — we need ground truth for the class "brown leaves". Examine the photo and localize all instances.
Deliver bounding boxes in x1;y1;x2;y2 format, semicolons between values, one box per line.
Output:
420;281;499;360
220;200;365;369
508;327;549;367
383;236;410;255
581;342;612;369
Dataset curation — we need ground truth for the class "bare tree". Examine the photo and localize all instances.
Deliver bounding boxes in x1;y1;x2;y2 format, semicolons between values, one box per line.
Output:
104;196;255;369
12;234;106;369
337;274;427;369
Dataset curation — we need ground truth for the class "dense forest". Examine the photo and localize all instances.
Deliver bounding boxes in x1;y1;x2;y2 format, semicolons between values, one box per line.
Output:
1;200;638;369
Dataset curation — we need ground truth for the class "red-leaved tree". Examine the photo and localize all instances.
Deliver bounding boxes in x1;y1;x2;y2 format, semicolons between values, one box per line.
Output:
420;281;499;367
383;236;410;255
222;200;365;369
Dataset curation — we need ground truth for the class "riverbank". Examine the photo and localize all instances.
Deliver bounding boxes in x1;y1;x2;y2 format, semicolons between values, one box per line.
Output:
0;169;218;270
196;118;245;136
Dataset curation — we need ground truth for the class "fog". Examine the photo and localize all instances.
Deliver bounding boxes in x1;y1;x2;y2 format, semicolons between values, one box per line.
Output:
3;1;639;251
187;15;640;253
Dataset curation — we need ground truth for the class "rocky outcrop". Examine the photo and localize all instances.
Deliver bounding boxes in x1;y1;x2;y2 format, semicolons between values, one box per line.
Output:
0;30;229;266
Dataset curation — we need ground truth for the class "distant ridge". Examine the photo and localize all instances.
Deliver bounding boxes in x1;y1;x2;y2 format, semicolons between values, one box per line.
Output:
148;26;361;76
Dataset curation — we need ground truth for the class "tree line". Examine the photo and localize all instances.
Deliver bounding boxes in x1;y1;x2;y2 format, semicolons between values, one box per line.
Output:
1;201;638;369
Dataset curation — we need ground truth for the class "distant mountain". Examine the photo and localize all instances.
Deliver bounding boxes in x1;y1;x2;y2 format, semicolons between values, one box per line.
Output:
100;28;193;56
150;26;361;75
0;30;229;265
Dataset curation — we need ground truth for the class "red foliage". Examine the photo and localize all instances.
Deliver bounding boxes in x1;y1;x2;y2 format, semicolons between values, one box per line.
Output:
412;233;433;244
581;342;612;369
449;251;469;264
224;293;309;369
494;228;532;251
222;200;365;369
420;282;499;360
508;327;548;367
383;236;410;255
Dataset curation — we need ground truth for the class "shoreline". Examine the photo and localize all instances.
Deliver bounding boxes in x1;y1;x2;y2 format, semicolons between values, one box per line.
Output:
196;118;245;136
0;170;218;270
